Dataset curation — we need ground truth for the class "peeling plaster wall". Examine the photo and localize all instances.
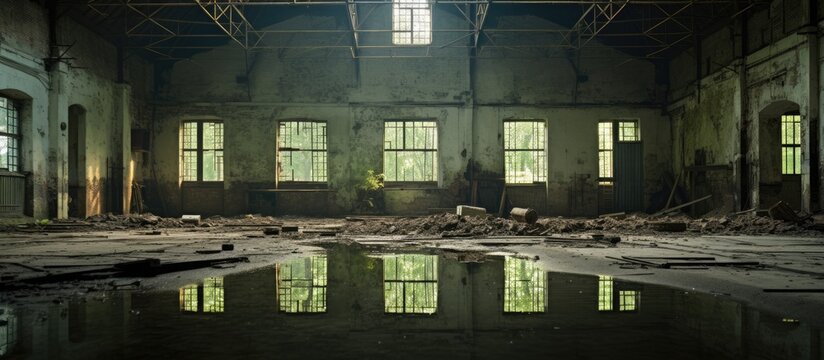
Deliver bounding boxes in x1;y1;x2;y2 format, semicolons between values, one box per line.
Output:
668;0;821;213
0;1;152;218
151;12;670;217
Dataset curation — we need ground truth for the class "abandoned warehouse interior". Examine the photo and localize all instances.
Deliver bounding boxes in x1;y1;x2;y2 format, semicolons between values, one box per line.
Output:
1;0;824;358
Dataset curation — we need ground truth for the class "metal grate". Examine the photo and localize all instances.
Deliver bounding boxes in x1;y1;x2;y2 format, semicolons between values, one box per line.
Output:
503;256;546;313
384;254;438;314
504;120;546;184
384;121;438;182
392;0;431;45
278;255;328;313
278;121;327;183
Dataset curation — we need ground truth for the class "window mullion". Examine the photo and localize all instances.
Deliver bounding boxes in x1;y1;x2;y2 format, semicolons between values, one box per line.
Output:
197;122;204;182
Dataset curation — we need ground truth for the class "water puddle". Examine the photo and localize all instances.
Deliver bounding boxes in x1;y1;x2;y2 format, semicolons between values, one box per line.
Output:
0;244;818;359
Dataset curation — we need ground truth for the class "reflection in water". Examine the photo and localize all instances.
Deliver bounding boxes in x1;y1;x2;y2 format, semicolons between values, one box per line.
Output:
178;277;225;313
4;245;821;360
598;275;641;312
503;256;546;313
203;277;224;313
277;255;328;313
619;290;639;311
0;306;16;356
384;254;438;314
179;284;198;312
598;275;614;311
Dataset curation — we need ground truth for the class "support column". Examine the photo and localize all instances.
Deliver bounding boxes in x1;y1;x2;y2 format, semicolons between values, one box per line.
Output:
115;84;133;214
47;63;69;219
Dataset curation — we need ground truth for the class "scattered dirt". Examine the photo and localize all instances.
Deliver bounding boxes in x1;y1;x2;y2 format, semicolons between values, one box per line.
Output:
3;211;821;237
343;213;823;237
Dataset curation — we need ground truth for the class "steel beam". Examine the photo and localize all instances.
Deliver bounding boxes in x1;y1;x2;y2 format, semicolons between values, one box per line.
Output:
195;0;260;48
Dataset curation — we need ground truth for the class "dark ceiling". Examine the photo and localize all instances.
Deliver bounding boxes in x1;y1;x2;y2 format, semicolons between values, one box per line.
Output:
60;0;765;62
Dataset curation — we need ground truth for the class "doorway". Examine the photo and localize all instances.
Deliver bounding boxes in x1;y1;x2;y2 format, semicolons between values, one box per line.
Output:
758;101;802;209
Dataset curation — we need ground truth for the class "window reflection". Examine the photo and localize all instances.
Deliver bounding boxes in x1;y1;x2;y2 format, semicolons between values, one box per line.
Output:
598;275;614;311
619;290;639;312
178;277;225;313
503;257;546;313
0;306;17;357
597;275;641;312
384;254;438;314
278;255;328;313
203;277;225;313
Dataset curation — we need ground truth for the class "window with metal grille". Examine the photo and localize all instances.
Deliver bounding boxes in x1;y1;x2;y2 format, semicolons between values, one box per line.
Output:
181;121;223;182
781;114;801;175
278;255;328;313
278;121;327;183
178;277;225;313
203;277;224;313
0;306;17;357
503;256;546;313
619;290;639;311
598;120;639;185
179;284;199;313
384;121;438;182
0;97;20;172
504;120;546;184
392;0;431;45
384;254;438;314
598;275;614;311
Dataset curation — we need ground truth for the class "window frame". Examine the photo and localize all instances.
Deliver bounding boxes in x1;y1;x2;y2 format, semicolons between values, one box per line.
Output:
392;0;432;45
180;120;224;183
780;114;801;175
503;119;547;185
276;255;328;314
503;256;547;314
598;119;640;186
0;96;21;173
276;119;329;186
383;119;439;186
383;254;439;315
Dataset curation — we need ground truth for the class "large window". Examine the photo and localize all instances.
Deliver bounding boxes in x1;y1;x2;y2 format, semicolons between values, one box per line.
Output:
384;121;438;182
598;120;639;185
0;97;20;172
781;114;801;175
278;121;327;183
392;0;431;45
384;254;438;314
277;255;328;313
179;277;225;313
504;256;546;313
504;120;546;184
181;121;223;182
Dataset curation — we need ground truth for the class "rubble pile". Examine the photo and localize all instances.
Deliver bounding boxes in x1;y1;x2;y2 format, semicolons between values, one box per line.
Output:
344;212;822;237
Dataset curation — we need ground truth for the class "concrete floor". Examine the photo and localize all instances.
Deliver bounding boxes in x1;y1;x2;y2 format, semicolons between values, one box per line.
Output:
1;222;822;329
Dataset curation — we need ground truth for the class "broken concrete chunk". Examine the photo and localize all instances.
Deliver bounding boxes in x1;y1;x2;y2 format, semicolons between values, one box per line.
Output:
457;205;486;217
281;225;299;232
181;215;201;224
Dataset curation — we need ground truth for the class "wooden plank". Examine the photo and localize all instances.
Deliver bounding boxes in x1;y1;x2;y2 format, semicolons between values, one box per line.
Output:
654;195;712;216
